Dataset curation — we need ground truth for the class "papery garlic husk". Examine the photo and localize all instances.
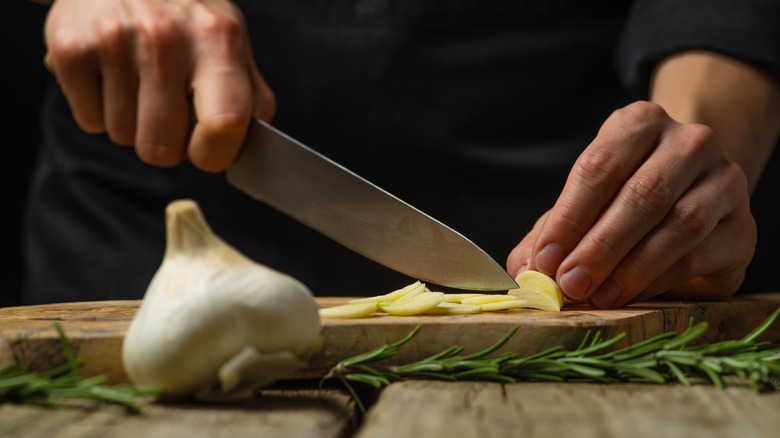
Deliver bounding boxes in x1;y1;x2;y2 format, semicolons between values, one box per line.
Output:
121;199;322;399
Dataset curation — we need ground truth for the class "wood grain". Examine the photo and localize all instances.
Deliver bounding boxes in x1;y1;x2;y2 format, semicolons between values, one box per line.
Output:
1;294;779;383
356;379;780;438
0;388;356;438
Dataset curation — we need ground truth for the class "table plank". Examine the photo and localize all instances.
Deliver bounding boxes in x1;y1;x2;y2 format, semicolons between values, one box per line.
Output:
356;380;780;438
0;388;357;438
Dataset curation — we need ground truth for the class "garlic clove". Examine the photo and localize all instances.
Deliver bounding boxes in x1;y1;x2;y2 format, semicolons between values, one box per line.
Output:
216;347;305;395
122;199;322;398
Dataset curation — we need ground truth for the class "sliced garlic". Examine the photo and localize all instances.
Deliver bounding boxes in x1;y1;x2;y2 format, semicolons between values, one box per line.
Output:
480;299;529;311
319;301;379;319
461;294;524;305
379;291;445;316
441;293;488;303
348;281;426;304
424;302;483;315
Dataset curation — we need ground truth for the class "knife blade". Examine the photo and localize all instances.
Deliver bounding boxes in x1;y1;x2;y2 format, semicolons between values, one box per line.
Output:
226;119;518;291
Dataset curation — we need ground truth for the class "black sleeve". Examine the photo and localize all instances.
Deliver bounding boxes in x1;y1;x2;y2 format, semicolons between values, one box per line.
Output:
616;0;780;98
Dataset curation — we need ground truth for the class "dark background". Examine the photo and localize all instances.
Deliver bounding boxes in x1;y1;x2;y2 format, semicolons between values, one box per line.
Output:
3;2;778;307
4;2;48;307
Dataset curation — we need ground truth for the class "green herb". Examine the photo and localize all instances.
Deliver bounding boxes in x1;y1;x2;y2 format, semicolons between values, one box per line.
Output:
0;323;164;414
323;308;780;413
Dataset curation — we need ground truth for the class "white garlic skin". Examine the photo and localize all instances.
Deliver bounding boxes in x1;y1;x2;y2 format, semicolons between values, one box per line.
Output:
121;200;321;396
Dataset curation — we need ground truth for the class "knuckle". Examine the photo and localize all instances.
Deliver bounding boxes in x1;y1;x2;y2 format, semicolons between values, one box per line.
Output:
611;101;668;127
598;101;669;148
200;111;249;135
623;171;670;212
46;31;90;68
193;8;244;49
669;200;714;241
553;205;588;236
674;249;701;277
95;16;128;51
682;123;717;148
675;123;719;161
587;230;620;261
135;17;183;61
622;101;668;121
576;149;617;187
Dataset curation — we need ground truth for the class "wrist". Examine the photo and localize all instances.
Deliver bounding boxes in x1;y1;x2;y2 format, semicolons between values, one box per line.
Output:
650;50;780;192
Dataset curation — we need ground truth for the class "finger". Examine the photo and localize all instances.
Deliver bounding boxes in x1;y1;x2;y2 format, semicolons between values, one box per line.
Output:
189;60;253;172
187;12;254;172
44;27;105;133
244;40;276;122
204;0;274;122
98;16;138;146
134;30;191;167
588;161;748;309
507;211;550;276
531;102;669;279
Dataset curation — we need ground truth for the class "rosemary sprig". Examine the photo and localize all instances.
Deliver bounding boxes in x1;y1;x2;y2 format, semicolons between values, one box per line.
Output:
0;323;164;414
323;307;780;413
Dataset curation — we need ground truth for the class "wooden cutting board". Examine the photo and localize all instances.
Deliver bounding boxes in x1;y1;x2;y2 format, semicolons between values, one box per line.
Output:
2;294;780;384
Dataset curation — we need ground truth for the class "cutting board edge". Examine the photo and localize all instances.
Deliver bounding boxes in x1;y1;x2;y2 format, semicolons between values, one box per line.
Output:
1;293;779;383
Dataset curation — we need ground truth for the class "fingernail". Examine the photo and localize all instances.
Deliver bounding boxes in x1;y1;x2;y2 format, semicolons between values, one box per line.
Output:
535;244;565;276
559;266;592;301
589;279;622;309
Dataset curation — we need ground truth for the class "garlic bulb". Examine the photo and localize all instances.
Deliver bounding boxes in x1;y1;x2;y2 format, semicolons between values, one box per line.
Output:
121;199;322;399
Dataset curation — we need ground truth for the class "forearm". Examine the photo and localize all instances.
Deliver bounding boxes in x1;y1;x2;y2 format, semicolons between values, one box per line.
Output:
650;50;780;193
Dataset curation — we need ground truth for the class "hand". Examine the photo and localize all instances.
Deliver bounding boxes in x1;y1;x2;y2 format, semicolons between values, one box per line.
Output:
507;101;756;308
43;0;275;172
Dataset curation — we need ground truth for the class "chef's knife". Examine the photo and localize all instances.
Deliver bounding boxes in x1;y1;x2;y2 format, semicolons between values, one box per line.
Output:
226;119;518;291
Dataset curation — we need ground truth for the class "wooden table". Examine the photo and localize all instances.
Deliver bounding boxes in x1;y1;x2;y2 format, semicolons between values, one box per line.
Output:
2;294;780;437
2;378;778;437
